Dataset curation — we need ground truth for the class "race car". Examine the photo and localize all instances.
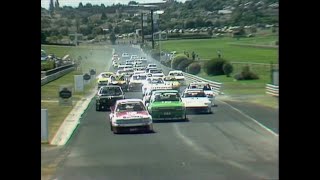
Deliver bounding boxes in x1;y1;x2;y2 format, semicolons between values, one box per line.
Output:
168;70;186;85
96;72;115;89
95;85;125;111
108;74;129;91
146;90;187;121
187;82;216;105
109;99;153;134
141;77;173;95
128;74;148;91
181;89;212;114
163;76;181;90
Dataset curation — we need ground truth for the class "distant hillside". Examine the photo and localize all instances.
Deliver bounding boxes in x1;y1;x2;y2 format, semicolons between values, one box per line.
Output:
41;0;278;43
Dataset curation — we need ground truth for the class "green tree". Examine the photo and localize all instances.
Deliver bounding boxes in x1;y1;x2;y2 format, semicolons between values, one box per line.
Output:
41;31;47;44
78;2;83;8
110;32;117;45
55;0;60;10
204;58;227;76
128;1;138;5
101;12;107;20
114;26;120;34
223;62;233;77
49;0;54;15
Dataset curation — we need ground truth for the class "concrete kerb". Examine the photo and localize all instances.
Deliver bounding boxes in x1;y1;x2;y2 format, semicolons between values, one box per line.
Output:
50;47;114;146
50;89;97;146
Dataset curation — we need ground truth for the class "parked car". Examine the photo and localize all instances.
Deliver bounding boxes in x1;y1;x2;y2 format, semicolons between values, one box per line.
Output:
146;90;187;121
95;85;125;111
109;99;153;134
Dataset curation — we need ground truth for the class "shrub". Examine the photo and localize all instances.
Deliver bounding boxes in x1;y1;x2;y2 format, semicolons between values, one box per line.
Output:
233;65;259;80
223;62;233;77
204;58;227;75
171;54;188;69
186;62;201;75
41;61;55;71
177;58;194;71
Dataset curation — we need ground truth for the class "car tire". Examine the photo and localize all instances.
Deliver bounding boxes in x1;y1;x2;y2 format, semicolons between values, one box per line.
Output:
148;124;154;133
110;122;113;131
113;127;118;134
96;105;100;111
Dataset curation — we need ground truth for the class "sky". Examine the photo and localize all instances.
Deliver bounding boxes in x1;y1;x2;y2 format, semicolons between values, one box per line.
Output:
41;0;187;10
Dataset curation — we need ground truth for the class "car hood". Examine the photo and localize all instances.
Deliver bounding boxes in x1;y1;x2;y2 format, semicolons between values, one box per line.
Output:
181;97;210;106
115;111;149;119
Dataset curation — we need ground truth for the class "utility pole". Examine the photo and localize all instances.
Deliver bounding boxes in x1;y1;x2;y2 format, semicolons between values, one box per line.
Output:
141;13;144;44
151;9;155;49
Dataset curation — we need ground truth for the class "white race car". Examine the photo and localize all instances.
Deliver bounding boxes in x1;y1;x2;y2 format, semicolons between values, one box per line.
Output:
168;70;186;85
181;89;212;114
128;74;148;91
109;99;153;134
187;82;216;105
142;77;173;94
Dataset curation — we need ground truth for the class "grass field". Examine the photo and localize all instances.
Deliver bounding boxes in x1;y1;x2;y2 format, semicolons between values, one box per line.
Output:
41;45;113;142
160;34;278;63
160;33;278;108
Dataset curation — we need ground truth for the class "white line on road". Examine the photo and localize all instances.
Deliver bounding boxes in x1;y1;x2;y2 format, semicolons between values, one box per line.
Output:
217;100;279;137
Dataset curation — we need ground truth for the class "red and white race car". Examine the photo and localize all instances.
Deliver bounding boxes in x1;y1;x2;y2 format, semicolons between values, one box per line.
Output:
109;99;153;134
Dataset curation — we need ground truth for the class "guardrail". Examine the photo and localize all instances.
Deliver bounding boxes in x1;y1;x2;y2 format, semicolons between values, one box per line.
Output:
41;65;75;86
44;64;75;76
183;73;223;95
266;84;279;97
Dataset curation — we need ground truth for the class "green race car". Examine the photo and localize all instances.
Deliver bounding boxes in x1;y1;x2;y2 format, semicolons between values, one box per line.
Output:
146;90;187;121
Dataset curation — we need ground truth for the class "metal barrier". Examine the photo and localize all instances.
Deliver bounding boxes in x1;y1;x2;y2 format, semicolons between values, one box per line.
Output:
41;66;75;86
183;73;223;95
266;84;279;97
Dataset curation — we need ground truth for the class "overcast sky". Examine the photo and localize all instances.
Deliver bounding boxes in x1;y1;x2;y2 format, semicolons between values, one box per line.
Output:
41;0;187;10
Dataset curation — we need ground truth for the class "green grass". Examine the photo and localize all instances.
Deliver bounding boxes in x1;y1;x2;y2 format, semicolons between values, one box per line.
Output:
161;34;278;63
41;45;113;143
160;32;278;108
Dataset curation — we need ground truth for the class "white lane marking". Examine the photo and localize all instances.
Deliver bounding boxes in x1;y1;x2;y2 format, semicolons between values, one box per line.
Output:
173;124;269;179
217;100;278;137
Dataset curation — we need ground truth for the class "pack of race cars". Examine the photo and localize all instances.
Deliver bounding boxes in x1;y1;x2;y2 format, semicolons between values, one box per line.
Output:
96;53;217;134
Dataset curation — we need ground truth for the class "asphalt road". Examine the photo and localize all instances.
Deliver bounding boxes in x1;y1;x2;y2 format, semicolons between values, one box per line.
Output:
51;45;278;180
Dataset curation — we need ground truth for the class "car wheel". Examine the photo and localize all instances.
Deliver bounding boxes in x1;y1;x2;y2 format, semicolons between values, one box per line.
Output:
110;122;113;131
148;124;154;133
113;126;118;134
96;105;100;111
207;107;212;114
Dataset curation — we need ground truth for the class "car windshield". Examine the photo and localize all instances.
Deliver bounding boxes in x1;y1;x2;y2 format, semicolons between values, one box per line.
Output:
150;69;162;73
133;75;146;80
116;102;145;112
150;79;164;84
154;92;180;102
170;72;183;76
101;87;122;96
184;91;206;97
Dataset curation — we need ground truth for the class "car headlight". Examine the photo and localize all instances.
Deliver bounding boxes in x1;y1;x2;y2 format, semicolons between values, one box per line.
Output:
204;102;210;106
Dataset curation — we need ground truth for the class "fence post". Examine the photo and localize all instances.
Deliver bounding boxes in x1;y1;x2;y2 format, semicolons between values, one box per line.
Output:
41;109;49;143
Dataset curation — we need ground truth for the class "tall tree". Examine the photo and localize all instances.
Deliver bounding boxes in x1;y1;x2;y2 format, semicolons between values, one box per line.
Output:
101;12;107;20
78;2;84;9
49;0;54;15
128;1;138;5
55;0;60;10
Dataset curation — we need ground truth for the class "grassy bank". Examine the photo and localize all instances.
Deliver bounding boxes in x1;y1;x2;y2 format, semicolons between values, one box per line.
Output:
41;45;112;142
